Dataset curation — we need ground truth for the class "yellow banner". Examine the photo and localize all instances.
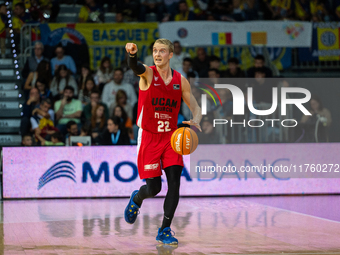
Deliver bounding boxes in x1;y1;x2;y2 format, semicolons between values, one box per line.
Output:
41;23;288;71
317;27;340;61
44;23;159;69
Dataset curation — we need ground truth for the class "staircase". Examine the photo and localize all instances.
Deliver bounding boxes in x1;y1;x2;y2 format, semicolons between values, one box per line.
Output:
0;57;23;147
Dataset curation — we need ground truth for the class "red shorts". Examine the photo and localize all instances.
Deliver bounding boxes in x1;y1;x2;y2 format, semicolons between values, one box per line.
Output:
137;128;183;179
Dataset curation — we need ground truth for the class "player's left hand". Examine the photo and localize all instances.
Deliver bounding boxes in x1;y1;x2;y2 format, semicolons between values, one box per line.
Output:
182;120;202;132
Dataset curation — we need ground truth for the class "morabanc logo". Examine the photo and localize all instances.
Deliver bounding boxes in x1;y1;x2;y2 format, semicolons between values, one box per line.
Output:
38;161;76;190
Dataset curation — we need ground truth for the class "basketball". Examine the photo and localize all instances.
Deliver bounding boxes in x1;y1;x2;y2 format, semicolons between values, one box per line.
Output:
171;127;199;155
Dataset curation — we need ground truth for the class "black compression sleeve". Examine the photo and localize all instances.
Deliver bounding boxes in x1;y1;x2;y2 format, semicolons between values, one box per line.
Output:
128;53;146;75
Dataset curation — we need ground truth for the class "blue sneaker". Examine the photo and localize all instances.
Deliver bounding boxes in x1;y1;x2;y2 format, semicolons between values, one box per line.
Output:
124;190;140;224
156;227;178;245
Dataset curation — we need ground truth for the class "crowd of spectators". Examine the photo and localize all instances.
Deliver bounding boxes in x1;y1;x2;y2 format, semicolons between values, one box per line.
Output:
19;40;140;146
12;0;334;146
19;39;333;145
9;0;340;37
20;37;317;147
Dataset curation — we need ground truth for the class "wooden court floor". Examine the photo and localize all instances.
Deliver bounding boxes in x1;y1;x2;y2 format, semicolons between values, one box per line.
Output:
1;196;340;254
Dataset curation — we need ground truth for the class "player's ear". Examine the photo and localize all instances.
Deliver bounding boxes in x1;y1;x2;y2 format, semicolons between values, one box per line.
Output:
169;51;173;59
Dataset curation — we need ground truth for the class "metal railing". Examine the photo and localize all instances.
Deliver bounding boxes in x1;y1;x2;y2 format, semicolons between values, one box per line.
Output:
291;48;340;70
19;24;41;67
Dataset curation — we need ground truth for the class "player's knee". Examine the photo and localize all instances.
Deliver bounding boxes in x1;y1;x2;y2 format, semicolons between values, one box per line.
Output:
146;177;162;197
149;183;161;196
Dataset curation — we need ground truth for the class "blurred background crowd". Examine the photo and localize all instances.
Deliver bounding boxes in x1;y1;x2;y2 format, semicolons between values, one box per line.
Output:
0;0;336;148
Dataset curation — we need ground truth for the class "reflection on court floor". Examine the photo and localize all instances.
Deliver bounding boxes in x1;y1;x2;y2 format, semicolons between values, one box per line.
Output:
1;196;340;254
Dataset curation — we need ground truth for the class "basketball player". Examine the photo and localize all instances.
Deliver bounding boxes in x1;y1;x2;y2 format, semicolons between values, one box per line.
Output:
124;38;202;245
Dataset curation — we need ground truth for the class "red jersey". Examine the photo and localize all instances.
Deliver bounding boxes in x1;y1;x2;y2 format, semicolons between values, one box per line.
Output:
137;66;182;133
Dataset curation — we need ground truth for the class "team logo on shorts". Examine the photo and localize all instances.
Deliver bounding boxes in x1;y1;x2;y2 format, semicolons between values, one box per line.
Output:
173;84;180;90
145;163;159;171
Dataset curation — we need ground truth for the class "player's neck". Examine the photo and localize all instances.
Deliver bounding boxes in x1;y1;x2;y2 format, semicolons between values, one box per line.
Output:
156;65;172;81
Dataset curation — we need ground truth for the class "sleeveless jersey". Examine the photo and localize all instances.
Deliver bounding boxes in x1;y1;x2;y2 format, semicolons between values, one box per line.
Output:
137;66;182;133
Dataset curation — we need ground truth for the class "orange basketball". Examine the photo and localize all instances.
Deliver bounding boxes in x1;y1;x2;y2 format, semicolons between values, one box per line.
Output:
171;127;199;155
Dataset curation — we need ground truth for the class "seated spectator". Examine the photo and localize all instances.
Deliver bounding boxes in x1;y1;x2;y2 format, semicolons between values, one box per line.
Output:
214;88;233;119
144;42;155;67
30;98;56;139
170;41;191;71
264;0;294;19
29;0;48;23
95;56;114;91
197;113;220;144
174;1;196;21
32;0;59;23
193;47;210;77
78;64;92;93
208;0;234;21
83;91;109;123
50;45;77;76
88;104;107;144
0;4;8;59
35;78;53;102
115;12;124;23
54;86;82;135
263;0;279;19
122;67;140;91
163;0;181;20
208;68;220;85
187;0;207;18
80;125;90;136
279;0;294;19
310;0;329;22
250;67;274;103
98;117;131;145
21;134;33;146
300;95;332;142
22;41;49;79
139;0;164;22
78;0;104;23
116;0;140;21
206;12;217;20
12;3;31;52
247;55;273;78
224;57;245;78
109;90;133;119
20;87;40;135
12;3;31;33
24;60;51;91
178;58;199;81
79;78;97;106
246;0;259;20
50;65;78;101
35;130;64;146
233;0;258;20
65;120;80;146
101;68;137;109
209;55;222;70
111;105;133;129
294;0;311;20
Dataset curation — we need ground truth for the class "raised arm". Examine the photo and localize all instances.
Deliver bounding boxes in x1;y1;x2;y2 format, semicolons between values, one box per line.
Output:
181;76;202;131
125;42;153;91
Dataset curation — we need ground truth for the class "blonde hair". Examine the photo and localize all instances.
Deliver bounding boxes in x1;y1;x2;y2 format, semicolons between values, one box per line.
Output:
154;38;174;53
